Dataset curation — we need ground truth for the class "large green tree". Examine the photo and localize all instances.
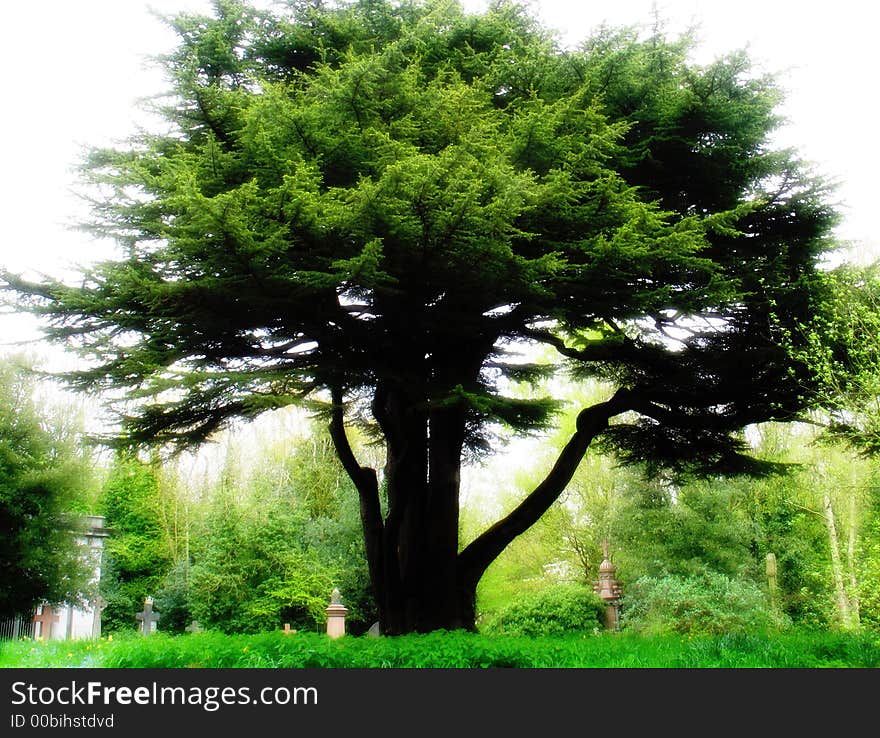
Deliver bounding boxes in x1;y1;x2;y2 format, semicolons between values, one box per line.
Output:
2;0;841;632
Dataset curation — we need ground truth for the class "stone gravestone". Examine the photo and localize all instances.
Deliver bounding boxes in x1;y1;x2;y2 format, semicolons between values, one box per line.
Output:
135;596;161;635
592;540;623;631
90;595;108;639
185;620;203;634
766;552;779;610
325;588;348;639
32;605;60;640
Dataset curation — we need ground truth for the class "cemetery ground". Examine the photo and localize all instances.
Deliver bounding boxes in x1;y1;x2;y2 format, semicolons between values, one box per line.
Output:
3;629;880;668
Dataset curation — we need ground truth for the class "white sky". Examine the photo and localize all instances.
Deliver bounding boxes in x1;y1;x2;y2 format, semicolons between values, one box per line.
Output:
1;0;877;357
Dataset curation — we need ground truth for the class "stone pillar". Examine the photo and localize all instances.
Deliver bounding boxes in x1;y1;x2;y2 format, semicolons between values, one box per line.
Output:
91;596;107;639
592;540;623;631
325;588;348;639
766;552;779;610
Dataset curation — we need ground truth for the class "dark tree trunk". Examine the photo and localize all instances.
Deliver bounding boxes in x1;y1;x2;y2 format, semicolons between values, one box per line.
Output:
370;385;467;633
330;384;634;634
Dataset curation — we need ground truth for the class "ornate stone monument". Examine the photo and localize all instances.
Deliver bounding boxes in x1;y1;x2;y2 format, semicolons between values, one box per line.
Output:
325;588;348;639
592;540;623;631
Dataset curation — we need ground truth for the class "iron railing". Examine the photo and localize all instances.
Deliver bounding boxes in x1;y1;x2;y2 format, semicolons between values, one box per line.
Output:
0;614;33;641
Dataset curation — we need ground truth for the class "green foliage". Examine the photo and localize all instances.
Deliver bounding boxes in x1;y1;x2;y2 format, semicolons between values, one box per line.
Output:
2;0;837;473
470;461;580;621
153;559;194;634
471;407;880;636
857;472;880;628
480;583;605;636
784;264;880;455
184;423;376;634
473;515;571;621
5;629;880;669
186;497;336;633
610;479;751;581
620;572;787;636
0;0;847;632
0;357;97;619
98;458;175;632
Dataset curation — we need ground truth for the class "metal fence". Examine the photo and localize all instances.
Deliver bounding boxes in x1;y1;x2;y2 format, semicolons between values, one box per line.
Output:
0;614;33;641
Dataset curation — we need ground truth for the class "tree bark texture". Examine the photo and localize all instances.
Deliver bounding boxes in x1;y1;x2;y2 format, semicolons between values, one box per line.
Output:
847;494;861;627
330;385;634;633
823;493;856;630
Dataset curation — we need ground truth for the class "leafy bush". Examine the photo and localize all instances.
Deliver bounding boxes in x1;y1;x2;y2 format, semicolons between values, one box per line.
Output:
183;432;376;634
186;501;336;634
619;572;788;636
480;583;605;636
154;559;194;634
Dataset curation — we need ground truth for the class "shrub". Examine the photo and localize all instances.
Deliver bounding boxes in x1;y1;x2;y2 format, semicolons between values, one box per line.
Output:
619;572;788;636
480;583;605;636
154;559;194;634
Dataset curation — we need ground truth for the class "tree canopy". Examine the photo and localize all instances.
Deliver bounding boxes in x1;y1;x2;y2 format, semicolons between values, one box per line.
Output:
1;0;842;632
786;263;880;454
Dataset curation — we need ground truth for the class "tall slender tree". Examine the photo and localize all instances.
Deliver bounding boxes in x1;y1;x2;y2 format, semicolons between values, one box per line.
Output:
2;0;841;632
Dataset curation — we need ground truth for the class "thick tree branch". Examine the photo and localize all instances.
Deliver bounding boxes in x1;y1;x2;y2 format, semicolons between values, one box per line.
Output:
457;387;635;588
521;326;665;365
328;385;384;592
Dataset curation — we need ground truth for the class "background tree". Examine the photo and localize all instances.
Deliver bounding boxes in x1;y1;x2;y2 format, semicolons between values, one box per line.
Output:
1;0;842;633
470;397;880;633
0;357;97;620
98;457;176;632
856;468;880;629
182;419;376;634
784;263;880;454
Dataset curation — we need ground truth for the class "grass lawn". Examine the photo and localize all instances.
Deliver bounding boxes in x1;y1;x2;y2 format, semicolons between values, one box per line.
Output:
2;629;879;668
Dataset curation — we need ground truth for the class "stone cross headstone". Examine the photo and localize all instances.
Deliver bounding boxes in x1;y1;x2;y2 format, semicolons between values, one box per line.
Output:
32;605;60;640
135;596;161;635
282;623;296;635
91;595;108;639
185;620;204;634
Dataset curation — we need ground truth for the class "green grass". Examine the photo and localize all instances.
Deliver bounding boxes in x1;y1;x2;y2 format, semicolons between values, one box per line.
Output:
3;629;880;668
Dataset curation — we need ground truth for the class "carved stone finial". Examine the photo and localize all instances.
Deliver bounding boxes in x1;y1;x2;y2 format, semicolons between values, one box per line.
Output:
326;588;348;639
593;540;622;631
